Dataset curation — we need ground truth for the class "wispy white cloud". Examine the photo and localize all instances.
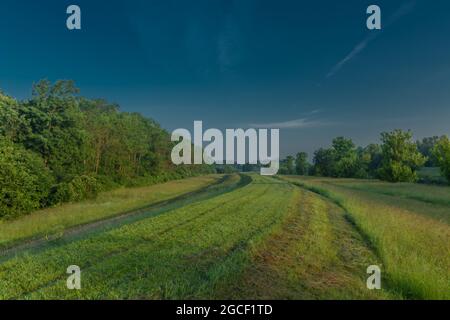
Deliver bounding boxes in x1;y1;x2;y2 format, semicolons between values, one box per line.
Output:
249;117;329;129
326;2;416;79
326;34;376;78
308;109;322;115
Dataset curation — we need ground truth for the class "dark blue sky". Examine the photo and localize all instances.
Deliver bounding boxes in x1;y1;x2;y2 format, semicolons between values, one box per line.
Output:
1;0;450;156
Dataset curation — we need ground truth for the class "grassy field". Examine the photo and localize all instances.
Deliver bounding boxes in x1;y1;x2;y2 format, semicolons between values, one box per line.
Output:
0;175;223;250
281;176;450;299
0;174;448;299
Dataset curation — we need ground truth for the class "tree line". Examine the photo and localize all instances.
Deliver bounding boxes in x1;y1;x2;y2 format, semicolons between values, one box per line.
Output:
0;80;213;219
279;130;450;184
2;80;449;219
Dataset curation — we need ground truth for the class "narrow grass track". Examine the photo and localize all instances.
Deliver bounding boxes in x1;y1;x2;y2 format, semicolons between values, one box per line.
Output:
0;174;247;261
0;175;226;250
214;187;392;299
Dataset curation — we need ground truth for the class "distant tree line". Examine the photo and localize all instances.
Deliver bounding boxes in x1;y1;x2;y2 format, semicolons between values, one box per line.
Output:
279;130;450;184
0;80;214;219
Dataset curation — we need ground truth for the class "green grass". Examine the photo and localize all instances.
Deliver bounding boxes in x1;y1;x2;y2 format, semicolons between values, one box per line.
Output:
214;187;393;299
0;175;387;300
325;178;450;209
309;178;450;224
282;176;450;299
0;175;291;298
0;175;223;250
0;174;447;300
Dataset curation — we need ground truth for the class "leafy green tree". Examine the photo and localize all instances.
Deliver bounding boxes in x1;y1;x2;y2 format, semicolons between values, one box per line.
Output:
313;148;335;177
358;144;382;178
332;137;354;157
18;80;89;180
278;161;289;175
432;135;450;184
295;152;309;175
0;80;219;218
331;137;359;178
313;137;361;178
378;130;426;182
0;93;28;141
0;137;54;218
417;136;440;167
285;155;296;174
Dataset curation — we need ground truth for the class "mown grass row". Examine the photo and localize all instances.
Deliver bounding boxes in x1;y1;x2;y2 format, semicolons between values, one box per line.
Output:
0;175;224;250
0;175;298;299
325;178;450;210
215;187;394;299
282;176;450;299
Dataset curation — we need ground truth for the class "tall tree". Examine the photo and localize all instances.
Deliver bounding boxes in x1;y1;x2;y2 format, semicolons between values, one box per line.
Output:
331;137;359;178
295;152;309;175
359;143;382;178
0;80;216;218
313;148;336;177
285;155;296;175
378;129;426;182
0;93;28;141
18;80;89;180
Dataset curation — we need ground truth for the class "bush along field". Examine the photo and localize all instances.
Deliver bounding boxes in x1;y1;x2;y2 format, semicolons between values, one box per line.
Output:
4;174;441;300
282;176;450;299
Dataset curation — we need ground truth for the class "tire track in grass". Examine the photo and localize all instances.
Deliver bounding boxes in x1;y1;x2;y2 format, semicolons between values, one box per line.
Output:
27;180;291;299
1;176;272;299
0;174;249;262
3;185;264;298
136;183;291;298
0;175;222;250
282;177;450;299
214;184;395;299
14;179;282;298
277;176;384;260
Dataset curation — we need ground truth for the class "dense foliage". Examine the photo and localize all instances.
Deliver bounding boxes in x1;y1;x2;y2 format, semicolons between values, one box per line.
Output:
0;137;53;217
282;129;450;184
307;137;382;179
0;81;214;219
417;136;440;167
377;130;426;182
432;135;450;183
295;152;309;175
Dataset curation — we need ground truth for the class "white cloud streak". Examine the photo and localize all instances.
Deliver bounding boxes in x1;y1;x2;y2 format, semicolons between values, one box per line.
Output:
249;118;328;129
326;1;416;79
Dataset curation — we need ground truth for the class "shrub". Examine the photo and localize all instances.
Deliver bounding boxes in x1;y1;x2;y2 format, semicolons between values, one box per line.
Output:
50;175;101;203
0;138;53;218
